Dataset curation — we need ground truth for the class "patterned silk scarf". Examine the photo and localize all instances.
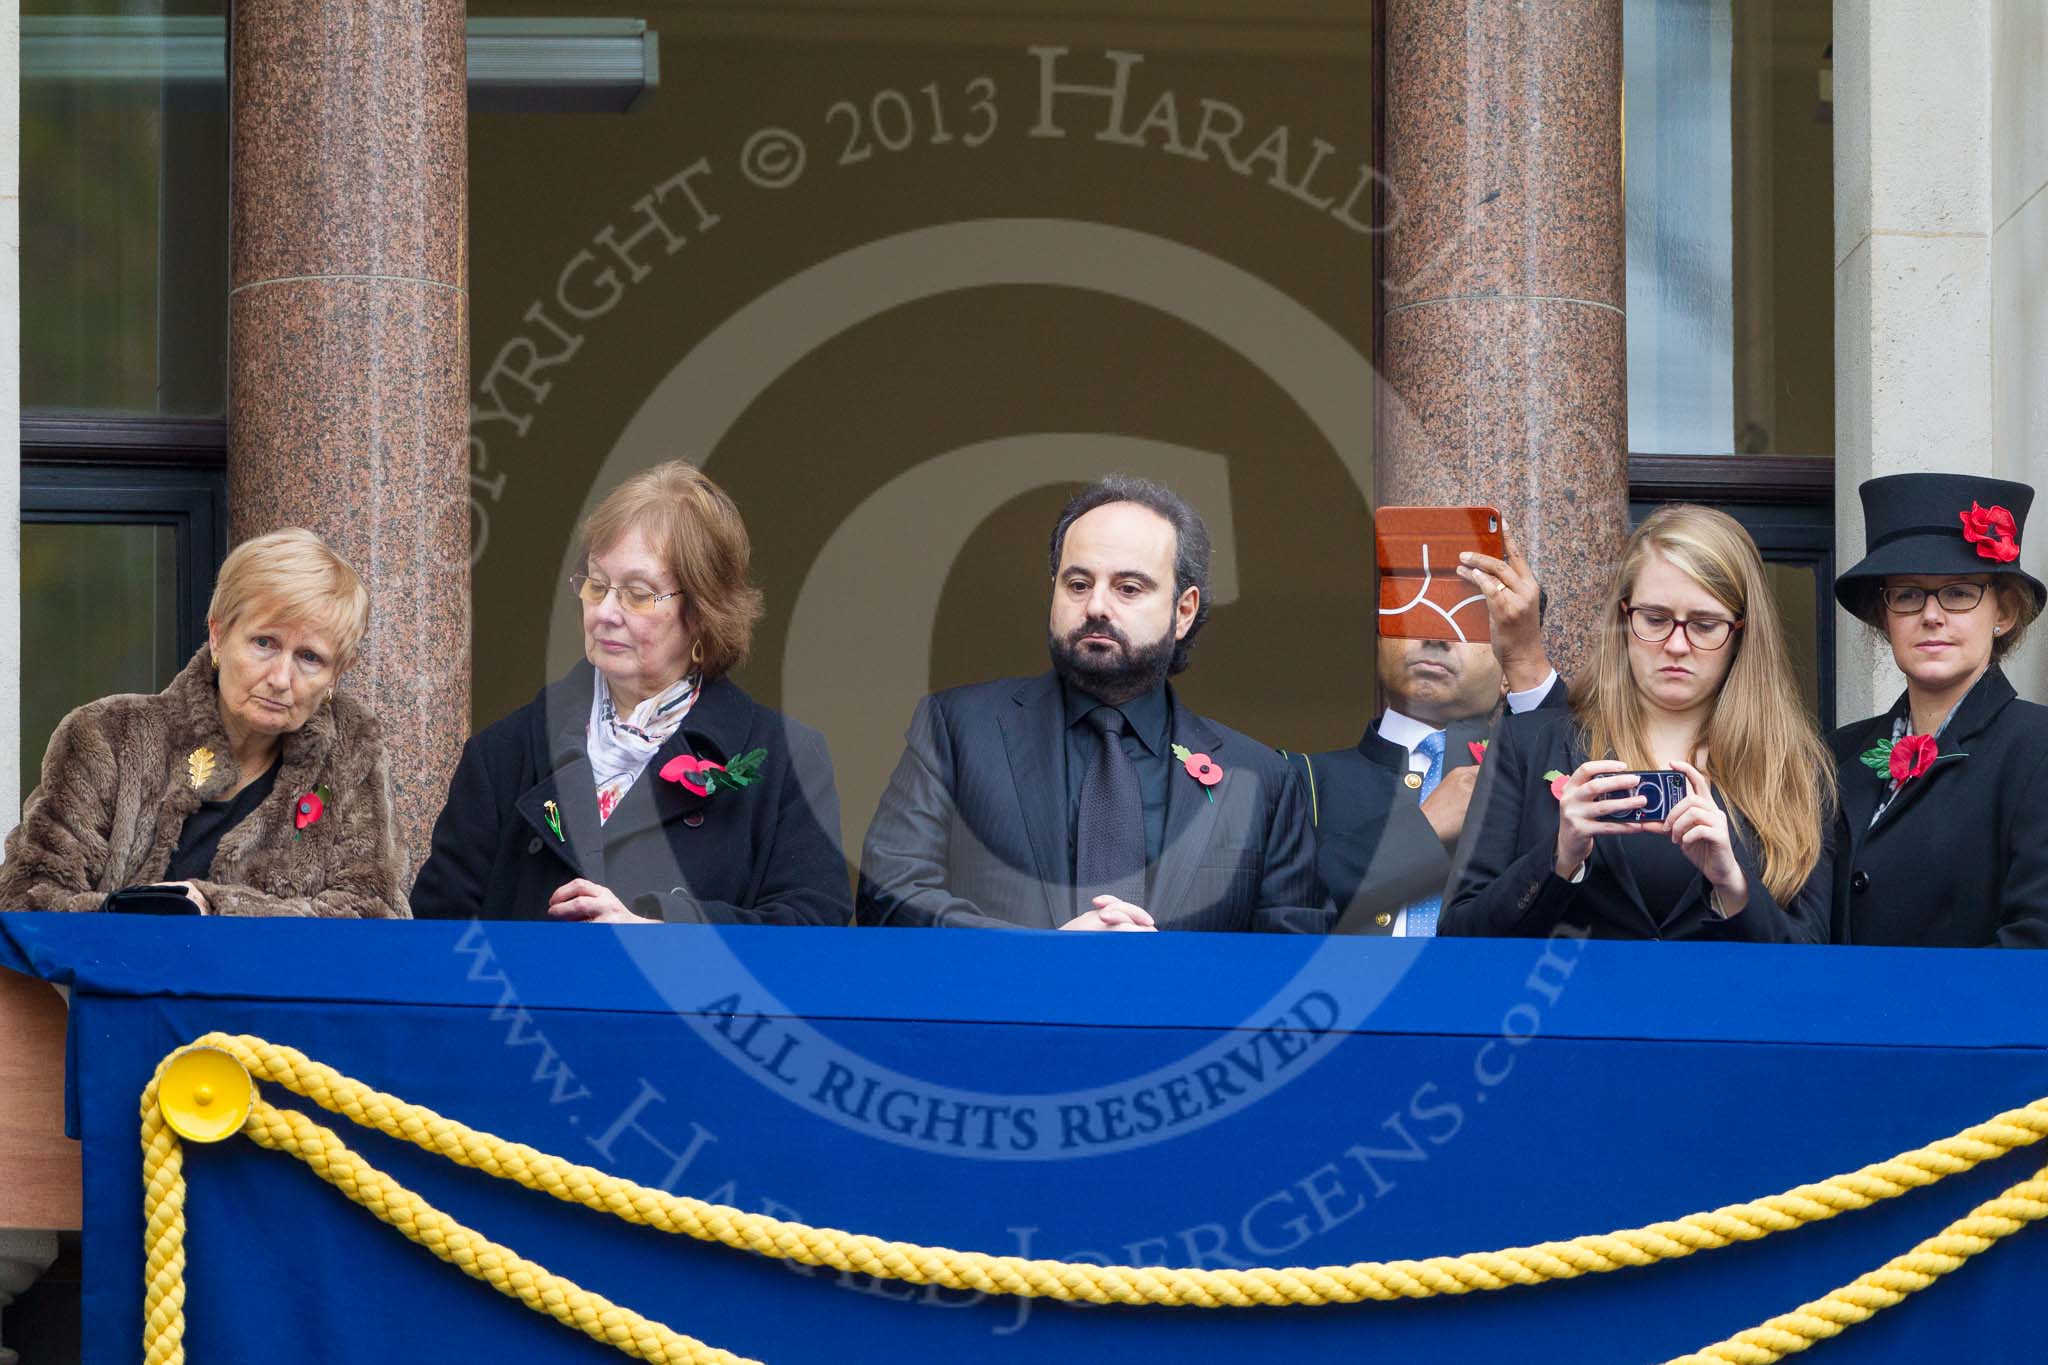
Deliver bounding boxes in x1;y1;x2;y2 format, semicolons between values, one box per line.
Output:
587;673;699;824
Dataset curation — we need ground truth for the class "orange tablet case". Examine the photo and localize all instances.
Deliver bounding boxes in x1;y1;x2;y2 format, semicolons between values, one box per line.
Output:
1374;505;1505;643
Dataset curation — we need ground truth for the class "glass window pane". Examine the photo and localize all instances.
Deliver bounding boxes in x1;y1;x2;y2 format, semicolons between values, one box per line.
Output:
465;3;1380;851
1625;0;1833;457
20;1;229;417
20;522;183;789
1763;557;1820;718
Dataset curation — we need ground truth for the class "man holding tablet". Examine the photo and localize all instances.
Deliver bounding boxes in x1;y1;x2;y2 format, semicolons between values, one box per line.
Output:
1282;518;1561;935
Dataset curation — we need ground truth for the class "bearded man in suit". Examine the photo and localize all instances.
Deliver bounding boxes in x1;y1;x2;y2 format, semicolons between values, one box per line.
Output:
857;475;1329;932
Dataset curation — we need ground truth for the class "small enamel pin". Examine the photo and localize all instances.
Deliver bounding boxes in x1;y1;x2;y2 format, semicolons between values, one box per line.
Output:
542;799;565;842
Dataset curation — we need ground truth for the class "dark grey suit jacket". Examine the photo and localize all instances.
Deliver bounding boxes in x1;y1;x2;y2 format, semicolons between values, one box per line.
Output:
856;673;1331;931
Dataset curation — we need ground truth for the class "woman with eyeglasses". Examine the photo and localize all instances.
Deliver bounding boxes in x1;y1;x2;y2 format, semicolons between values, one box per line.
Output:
1442;505;1833;941
1828;474;2048;947
411;461;852;925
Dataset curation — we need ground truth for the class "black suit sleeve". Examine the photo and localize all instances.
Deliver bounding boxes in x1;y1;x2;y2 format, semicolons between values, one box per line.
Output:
1361;798;1452;912
638;726;853;926
856;695;1018;928
1691;813;1831;944
409;735;501;920
1284;749;1449;930
1253;761;1336;933
1440;714;1580;937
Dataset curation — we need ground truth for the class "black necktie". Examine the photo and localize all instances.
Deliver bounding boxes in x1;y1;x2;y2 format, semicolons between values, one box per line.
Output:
1075;705;1147;915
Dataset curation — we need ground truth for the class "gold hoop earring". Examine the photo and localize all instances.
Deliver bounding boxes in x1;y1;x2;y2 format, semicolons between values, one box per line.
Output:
690;640;705;667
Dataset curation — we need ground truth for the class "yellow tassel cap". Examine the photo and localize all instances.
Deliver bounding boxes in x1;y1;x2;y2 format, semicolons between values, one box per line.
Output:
157;1045;253;1143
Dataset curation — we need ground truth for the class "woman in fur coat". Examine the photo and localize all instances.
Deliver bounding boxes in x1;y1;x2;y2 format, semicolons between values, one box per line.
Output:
0;528;408;917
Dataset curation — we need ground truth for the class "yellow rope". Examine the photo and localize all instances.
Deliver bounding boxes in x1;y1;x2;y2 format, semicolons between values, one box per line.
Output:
1667;1163;2048;1363
137;1033;2048;1364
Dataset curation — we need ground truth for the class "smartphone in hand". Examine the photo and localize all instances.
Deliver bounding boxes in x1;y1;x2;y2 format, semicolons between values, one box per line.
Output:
1596;772;1689;823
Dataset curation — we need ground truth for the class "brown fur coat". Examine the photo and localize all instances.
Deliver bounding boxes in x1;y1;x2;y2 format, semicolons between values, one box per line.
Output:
0;648;409;917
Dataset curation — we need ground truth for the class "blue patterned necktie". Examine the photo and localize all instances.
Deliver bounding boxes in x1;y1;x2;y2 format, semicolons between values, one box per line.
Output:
1405;729;1447;937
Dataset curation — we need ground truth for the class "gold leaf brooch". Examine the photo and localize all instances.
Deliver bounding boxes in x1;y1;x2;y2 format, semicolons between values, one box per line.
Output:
187;747;217;789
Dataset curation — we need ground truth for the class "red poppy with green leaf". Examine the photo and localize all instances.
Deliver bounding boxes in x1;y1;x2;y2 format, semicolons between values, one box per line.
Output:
660;748;768;798
1169;744;1220;802
1859;734;1937;786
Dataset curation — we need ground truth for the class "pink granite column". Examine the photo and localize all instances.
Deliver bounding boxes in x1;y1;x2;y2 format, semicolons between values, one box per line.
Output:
227;0;469;873
1380;0;1627;678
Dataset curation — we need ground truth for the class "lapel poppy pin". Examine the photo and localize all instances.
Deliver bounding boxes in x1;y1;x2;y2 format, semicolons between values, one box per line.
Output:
1960;502;2021;563
1543;769;1567;801
293;784;333;836
1468;740;1489;765
1170;743;1221;803
660;748;767;798
1859;734;1938;786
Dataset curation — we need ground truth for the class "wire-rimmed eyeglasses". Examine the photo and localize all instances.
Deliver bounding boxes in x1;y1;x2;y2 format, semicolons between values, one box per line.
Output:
569;574;682;615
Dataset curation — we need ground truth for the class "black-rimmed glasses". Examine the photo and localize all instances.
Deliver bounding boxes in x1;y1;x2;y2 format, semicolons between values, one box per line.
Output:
1880;582;1988;615
1622;604;1743;650
569;574;682;614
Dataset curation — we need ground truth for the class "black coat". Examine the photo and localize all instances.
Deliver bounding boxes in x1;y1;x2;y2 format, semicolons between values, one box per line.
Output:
856;672;1331;931
411;664;852;925
1829;666;2048;948
1441;707;1830;942
1280;679;1566;934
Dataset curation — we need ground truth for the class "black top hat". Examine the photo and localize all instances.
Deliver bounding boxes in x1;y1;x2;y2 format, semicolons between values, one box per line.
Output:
1834;473;2047;613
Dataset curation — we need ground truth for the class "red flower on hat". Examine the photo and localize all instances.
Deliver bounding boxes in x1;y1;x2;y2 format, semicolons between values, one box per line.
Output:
1888;733;1939;785
1960;502;2020;563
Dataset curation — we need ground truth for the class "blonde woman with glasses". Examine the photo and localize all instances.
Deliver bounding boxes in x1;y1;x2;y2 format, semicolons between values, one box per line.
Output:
1442;505;1833;942
411;461;852;925
1828;474;2048;947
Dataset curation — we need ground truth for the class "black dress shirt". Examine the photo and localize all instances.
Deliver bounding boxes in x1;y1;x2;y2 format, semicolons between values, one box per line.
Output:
1060;679;1172;884
165;757;283;882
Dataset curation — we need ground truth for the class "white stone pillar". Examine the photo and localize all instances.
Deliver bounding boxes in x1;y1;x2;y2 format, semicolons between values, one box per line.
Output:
1990;0;2048;695
1832;0;1996;721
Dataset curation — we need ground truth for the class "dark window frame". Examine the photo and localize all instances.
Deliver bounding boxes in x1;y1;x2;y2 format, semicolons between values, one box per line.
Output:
21;415;229;662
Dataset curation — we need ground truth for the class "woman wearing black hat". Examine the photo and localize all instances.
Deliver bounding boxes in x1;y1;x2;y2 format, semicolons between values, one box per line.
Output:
1831;473;2048;948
